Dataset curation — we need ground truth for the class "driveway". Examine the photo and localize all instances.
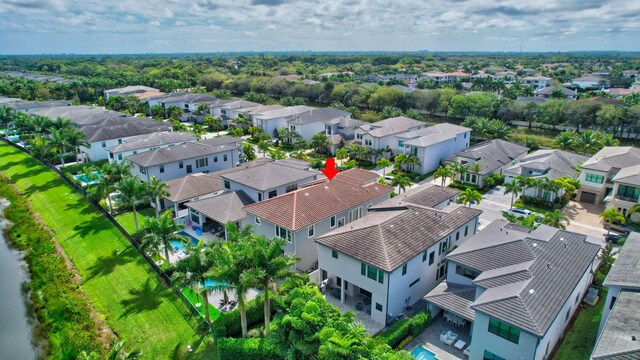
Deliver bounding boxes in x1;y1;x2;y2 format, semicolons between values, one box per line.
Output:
562;200;607;240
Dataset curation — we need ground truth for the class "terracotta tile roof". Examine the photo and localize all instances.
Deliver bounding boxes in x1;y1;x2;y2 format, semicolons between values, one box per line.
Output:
243;169;392;230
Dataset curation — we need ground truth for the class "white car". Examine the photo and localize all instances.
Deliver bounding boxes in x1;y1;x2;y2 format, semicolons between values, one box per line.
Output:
503;208;532;218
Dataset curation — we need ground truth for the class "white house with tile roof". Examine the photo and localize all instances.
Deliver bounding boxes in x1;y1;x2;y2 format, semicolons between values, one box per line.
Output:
577;147;640;206
354;116;425;155
106;132;197;163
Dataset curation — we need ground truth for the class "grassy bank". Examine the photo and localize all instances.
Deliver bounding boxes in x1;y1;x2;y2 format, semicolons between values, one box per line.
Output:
0;175;106;358
0;142;215;359
114;208;156;234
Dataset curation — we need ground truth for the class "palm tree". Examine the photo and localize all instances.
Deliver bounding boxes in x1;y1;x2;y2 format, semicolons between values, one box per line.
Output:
600;133;620;147
347;143;361;159
141;211;190;263
49;128;70;166
335;147;348;161
293;137;308;151
357;145;370;162
268;149;286;160
65;128;90;161
447;161;463;183
247;235;299;333
28;115;52;136
234;114;251;131
172;240;216;322
574;130;602;154
148;177;170;218
29;134;52;160
404;155;422;173
0;106;15;134
311;132;331;154
51;116;73;131
503;180;522;209
552;131;575;151
377;158;392;177
469;163;482;185
600;208;626;236
434;165;452;186
393;153;407;170
116;176;149;232
257;141;270;157
392;175;412;194
541;210;570;230
515;175;535;197
457;188;482;207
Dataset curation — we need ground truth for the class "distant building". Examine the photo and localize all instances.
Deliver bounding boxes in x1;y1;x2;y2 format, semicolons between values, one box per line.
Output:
104;85;160;100
535;86;578;100
521;76;552;90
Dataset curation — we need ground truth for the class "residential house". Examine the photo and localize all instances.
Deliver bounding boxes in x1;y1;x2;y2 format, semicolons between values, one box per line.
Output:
572;75;603;89
185;191;256;239
243;169;393;271
7;100;71;113
535;86;578;100
315;184;480;326
253;105;315;137
355;116;425;155
106;131;197;163
515;97;548;105
127;136;241;182
422;71;470;84
578;147;640;205
445;139;529;188
30;105;124;128
324;117;367;154
397;123;472;174
505;149;587;202
608;164;640;216
521;76;552;90
104;85;160;100
287;107;351;142
147;92;218;122
592;232;640;359
425;219;600;360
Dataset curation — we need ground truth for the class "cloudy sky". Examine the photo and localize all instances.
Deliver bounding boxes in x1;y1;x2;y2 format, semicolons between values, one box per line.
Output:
0;0;638;54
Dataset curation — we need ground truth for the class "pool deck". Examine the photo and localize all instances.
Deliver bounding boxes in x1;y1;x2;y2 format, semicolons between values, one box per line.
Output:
404;314;471;360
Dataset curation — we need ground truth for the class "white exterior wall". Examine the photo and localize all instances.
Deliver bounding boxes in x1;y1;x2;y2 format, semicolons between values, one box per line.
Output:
224;174;318;203
411;131;470;174
598;285;622;336
291;122;325;142
255;117;288;137
578;169;610;204
470;313;539;360
130;149;239;182
108;140;196;163
81;139;123;162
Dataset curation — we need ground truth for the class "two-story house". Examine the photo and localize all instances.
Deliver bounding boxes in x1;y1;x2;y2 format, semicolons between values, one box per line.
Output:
106;132;197;163
7;99;71;113
104;85;160;100
445;139;529;188
535;86;578;100
425;219;600;360
127;136;241;182
521;76;552;90
355;116;425;155
286;107;351;142
578;147;640;205
314;184;479;326
592;232;640;359
242;169;393;271
397;123;472;174
609;165;640;216
253;105;316;137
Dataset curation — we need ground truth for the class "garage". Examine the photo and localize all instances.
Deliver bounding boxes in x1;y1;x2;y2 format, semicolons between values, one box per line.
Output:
579;191;597;204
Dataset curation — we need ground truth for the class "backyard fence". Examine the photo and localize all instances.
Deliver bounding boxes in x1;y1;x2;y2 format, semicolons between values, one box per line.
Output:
1;138;212;333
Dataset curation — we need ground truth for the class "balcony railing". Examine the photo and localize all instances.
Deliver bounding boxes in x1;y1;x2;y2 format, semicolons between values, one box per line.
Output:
615;195;639;203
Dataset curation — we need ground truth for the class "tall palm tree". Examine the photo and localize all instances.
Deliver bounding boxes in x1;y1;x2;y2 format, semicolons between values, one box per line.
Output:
393;153;407;170
357;145;370;162
0;106;15;134
457;188;482;207
447;161;464;183
469;163;482;185
552;131;574;151
234;114;251;131
247;235;299;333
65;128;90;161
29;134;52;160
347;143;361;159
172;240;216;322
434;165;452;186
541;210;570;230
335;147;348;161
376;158;392;177
574;130;602;154
600;208;626;236
28;115;52;136
404;155;422;173
141;211;190;263
51;116;73;131
392;175;412;194
101;161;131;213
49;128;70;166
503;179;522;209
257;141;270;157
148;177;169;218
116;176;149;232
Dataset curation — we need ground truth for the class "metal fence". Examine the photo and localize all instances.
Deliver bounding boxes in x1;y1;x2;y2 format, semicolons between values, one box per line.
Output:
1;138;212;332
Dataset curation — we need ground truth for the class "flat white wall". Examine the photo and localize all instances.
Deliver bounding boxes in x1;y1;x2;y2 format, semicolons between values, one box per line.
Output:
224;174;318;203
255;117;288;136
130;149;239;182
291;122;325;142
598;285;622;336
470;312;539;360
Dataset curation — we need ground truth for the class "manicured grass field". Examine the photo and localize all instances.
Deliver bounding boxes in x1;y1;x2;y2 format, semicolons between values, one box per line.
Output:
115;207;156;234
0;143;216;359
552;288;607;360
182;288;222;322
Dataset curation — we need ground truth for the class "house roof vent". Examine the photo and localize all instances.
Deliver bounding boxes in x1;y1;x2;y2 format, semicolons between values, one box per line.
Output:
547;263;551;269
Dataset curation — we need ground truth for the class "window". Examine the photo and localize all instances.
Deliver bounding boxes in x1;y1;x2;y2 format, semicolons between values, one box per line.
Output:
409;278;420;288
439;237;450;255
575;293;580;304
286;184;297;193
375;303;383;312
255;217;261;225
456;231;460;241
422;250;428;262
362;263;384;284
332;249;338;259
224;180;231;189
139;165;146;175
223;154;228;162
402;263;407;276
617;184;640;201
367;265;378;281
437;261;447;280
456;265;480;279
101;141;106;148
117;154;123;161
258;193;263;202
132;151;137;155
330;216;336;228
186;164;192;173
275;226;292;242
118;139;123;144
190;209;200;224
398;140;404;147
159;165;165;173
338;217;345;228
488;318;521;344
356;133;363;140
610;296;617;310
213;156;218;163
349;207;362;222
308;225;315;238
429;251;435;265
464;225;469;237
365;138;372;146
268;190;278;199
565;308;571;322
483;350;506;360
196;157;208;168
361;262;366;275
585;173;604;184
179;161;184;169
290;125;296;131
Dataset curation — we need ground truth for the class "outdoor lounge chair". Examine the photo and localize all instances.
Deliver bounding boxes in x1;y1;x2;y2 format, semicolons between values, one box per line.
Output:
440;330;458;346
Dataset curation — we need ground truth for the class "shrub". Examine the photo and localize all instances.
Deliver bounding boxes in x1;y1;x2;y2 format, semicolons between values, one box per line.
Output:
409;311;432;336
60;159;108;175
448;181;480;192
483;173;505;189
376;318;410;348
211;295;282;338
519;195;554;210
217;338;282;359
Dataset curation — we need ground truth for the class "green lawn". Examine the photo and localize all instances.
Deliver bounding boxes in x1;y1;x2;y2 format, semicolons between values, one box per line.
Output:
115;207;156;234
182;288;222;322
552;288;607;360
0;143;216;359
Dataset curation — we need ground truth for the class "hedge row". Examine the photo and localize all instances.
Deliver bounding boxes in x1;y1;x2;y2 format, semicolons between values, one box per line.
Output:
376;310;432;349
211;295;281;338
217;338;282;359
59;159;108;175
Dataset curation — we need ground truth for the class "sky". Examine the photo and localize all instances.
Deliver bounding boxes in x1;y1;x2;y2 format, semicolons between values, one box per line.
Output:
0;0;639;54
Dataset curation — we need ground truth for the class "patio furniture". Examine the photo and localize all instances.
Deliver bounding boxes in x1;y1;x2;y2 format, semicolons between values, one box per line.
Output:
444;311;453;324
454;340;466;350
440;330;458;346
331;288;341;299
463;346;471;357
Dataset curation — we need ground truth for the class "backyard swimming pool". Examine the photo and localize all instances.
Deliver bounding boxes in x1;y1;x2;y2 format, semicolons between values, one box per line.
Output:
169;231;201;252
73;171;101;186
411;346;438;360
177;231;200;246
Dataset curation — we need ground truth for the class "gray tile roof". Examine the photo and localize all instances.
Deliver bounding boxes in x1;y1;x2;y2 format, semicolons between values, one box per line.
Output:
372;184;459;209
149;92;217;104
8;100;71;110
582;147;640;172
30;105;125;126
315;204;481;272
535;86;577;96
446;139;529;175
358;116;424;138
126;136;240;167
604;232;640;289
287;107;351;125
612;164;640;186
0;96;23;104
185;190;254;223
401;123;471;148
505;149;587;180
324;117;366;128
105;85;159;95
254;105;315;120
81;118;171;142
591;291;640;359
447;220;600;337
424;282;476;321
220;100;261;110
515;96;548;104
106;132;197;153
220;162;319;191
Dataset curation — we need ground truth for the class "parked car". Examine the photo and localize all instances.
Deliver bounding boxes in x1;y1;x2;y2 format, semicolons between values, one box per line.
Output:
604;234;624;244
503;208;533;218
604;220;630;235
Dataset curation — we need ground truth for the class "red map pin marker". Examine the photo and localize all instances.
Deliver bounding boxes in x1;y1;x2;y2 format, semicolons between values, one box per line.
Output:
321;158;340;180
